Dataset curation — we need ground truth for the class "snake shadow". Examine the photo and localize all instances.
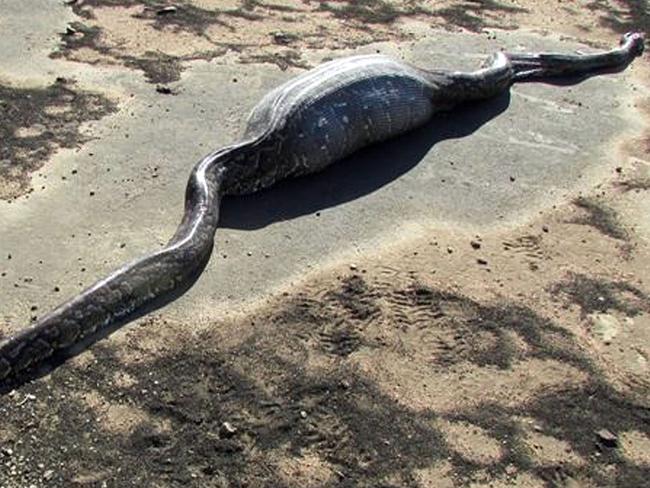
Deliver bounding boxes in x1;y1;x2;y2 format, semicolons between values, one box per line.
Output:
219;91;512;230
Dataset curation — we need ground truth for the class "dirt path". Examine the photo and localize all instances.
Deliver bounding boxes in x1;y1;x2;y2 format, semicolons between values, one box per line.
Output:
1;2;649;487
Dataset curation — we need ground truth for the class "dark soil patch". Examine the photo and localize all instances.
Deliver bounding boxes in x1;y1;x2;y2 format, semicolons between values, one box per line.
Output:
388;282;589;371
587;0;650;38
434;0;527;32
446;383;650;487
56;21;105;53
327;275;381;322
550;273;650;317
55;1;233;83
122;51;192;84
571;196;629;240
318;0;413;24
135;2;228;36
54;0;493;81
0;78;116;200
1;273;648;486
1;336;452;487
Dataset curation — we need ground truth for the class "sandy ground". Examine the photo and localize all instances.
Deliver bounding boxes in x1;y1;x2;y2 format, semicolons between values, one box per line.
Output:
1;1;650;487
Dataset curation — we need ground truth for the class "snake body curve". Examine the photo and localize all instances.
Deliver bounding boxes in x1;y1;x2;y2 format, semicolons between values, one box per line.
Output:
0;33;644;388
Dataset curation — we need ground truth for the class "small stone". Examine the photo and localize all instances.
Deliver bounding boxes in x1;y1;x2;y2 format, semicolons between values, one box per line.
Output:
447;247;453;254
542;225;549;233
247;251;252;257
477;258;488;265
156;6;177;15
505;464;517;476
470;240;481;250
272;31;295;45
219;421;237;438
300;410;308;419
155;85;173;95
64;25;77;36
596;429;618;448
349;264;357;270
615;166;623;174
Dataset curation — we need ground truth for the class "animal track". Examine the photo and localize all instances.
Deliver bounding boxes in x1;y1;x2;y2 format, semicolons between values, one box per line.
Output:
318;323;363;357
275;272;535;370
503;234;547;270
503;234;545;259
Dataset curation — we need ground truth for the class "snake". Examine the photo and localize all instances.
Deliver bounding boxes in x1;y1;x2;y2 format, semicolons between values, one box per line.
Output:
0;33;644;390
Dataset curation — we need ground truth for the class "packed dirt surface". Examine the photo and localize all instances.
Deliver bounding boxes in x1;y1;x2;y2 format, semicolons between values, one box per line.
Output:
1;1;650;487
52;0;649;82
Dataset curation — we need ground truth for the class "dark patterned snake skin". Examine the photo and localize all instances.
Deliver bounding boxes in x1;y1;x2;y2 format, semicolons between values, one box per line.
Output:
0;33;644;390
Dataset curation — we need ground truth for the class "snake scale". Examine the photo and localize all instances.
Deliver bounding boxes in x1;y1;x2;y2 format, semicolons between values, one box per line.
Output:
0;33;644;390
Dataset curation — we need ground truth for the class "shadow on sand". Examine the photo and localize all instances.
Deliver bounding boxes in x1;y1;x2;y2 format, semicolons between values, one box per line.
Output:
219;91;512;230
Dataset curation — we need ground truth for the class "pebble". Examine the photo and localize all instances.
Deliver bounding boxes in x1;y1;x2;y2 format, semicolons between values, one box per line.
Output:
596;428;618;448
470;240;481;250
156;6;177;15
349;264;357;270
272;32;294;45
219;421;237;438
155;85;173;95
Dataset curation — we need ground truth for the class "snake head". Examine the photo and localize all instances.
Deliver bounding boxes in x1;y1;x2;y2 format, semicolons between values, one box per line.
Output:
621;32;645;57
